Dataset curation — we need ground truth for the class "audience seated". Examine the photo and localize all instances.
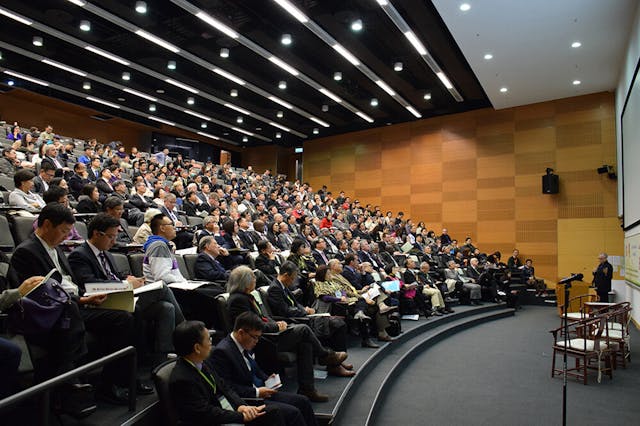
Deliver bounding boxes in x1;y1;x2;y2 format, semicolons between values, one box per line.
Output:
9;169;46;211
209;312;317;426
10;203;137;403
266;262;352;376
170;320;280;425
0;124;552;420
226;265;347;402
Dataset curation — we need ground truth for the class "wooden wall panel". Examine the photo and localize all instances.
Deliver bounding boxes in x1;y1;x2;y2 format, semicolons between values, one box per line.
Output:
303;92;619;281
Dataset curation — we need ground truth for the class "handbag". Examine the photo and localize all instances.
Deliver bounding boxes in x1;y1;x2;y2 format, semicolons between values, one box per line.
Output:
8;278;72;335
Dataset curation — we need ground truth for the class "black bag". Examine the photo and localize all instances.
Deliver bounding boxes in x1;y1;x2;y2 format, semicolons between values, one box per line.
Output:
386;312;402;337
8;278;74;335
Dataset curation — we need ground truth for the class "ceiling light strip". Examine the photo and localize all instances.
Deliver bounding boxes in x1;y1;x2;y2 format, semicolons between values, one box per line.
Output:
134;29;180;53
273;0;421;118
84;45;131;65
3;69;49;86
0;6;33;25
41;59;87;76
183;109;211;121
377;1;463;102
123;87;157;101
149;116;175;126
86;96;121;109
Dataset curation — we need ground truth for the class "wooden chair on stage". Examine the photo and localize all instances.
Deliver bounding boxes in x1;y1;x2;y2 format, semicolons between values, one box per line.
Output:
589;302;632;369
558;294;598;328
550;314;614;385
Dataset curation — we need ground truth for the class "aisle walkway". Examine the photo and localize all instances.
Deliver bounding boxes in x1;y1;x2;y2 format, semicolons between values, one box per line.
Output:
374;306;640;426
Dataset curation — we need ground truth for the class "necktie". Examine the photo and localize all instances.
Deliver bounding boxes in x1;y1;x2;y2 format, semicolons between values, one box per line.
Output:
99;252;119;280
243;350;265;387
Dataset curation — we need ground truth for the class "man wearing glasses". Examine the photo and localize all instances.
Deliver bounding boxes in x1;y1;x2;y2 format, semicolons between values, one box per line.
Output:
71;213;184;361
209;312;317;426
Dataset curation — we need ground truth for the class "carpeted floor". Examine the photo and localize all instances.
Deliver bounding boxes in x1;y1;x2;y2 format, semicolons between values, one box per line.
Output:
374;306;640;426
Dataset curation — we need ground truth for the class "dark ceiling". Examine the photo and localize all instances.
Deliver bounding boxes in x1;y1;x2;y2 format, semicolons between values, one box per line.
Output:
0;0;490;147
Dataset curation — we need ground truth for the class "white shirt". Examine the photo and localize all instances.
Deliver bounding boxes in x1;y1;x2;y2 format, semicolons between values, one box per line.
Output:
35;234;78;295
230;332;260;397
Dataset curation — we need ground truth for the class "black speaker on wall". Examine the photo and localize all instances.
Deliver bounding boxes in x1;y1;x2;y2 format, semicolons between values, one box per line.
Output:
542;173;559;194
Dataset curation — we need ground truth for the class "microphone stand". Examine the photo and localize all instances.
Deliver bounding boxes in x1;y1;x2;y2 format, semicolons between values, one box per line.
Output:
561;281;572;426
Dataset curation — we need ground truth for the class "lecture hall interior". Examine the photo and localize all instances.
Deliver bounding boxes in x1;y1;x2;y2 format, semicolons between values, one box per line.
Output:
0;1;639;425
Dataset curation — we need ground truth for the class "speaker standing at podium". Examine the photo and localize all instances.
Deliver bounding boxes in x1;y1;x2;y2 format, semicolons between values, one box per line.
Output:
592;253;613;302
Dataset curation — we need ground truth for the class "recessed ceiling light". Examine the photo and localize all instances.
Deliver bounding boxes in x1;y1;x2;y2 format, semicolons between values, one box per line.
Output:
79;20;91;31
370;98;379;107
236;116;243;123
276;111;284;118
122;72;130;81
500;87;508;93
573;80;581;85
321;104;329;112
351;19;363;32
83;81;91;90
219;48;229;58
167;60;176;70
187;97;195;105
276;132;282;138
156;89;165;94
278;80;287;89
149;104;156;111
256;127;262;131
333;72;342;81
32;36;43;47
571;41;581;48
460;3;471;12
230;89;238;97
7;80;14;86
484;53;493;60
424;92;431;100
281;34;292;45
117;97;125;102
242;136;248;142
313;128;319;134
135;1;147;14
394;62;403;71
201;122;207;128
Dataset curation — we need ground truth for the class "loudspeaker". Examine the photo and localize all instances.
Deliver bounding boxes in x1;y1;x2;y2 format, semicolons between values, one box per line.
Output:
542;174;559;194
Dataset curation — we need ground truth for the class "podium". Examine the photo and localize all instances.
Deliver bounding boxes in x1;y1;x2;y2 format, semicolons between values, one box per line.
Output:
555;281;596;316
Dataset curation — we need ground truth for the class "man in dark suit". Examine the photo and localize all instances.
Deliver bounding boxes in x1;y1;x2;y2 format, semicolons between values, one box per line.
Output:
33;162;56;196
183;190;204;217
226;266;348;402
41;144;67;177
311;238;330;267
194;236;230;283
68;213;183;376
254;240;280;282
96;167;115;201
10;204;137;402
266;262;352;375
209;312;317;426
87;156;102;181
102;196;134;246
593;253;613;302
170;320;283;426
129;182;154;212
68;162;90;199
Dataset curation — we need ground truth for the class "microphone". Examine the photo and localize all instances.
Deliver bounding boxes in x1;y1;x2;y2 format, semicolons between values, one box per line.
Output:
558;273;584;284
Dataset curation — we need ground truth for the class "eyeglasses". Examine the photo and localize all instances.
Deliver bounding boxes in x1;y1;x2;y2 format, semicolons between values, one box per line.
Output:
243;330;261;341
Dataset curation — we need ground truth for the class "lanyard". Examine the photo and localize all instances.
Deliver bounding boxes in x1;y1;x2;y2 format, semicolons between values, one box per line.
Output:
185;359;216;394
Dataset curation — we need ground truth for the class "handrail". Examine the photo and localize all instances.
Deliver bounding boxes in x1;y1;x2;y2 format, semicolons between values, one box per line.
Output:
0;345;137;426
